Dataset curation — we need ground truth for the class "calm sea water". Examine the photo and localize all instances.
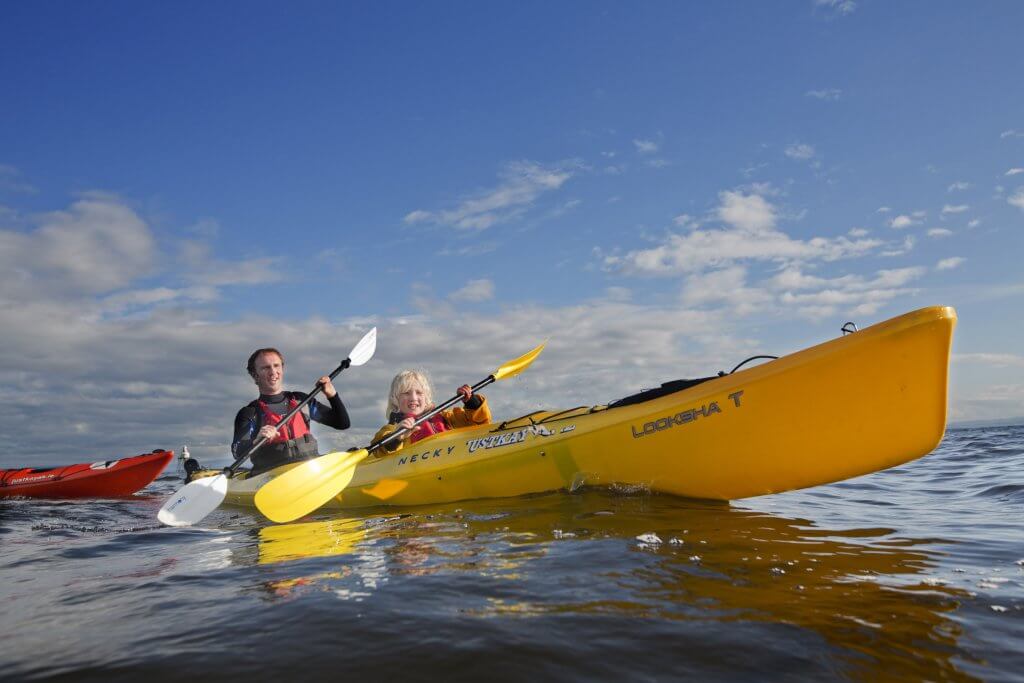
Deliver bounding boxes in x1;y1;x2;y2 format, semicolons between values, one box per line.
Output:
2;426;1022;682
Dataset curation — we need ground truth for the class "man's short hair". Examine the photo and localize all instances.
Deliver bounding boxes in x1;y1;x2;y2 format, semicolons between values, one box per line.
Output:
247;348;284;379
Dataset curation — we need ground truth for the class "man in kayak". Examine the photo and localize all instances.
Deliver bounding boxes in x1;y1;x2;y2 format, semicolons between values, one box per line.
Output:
232;347;352;473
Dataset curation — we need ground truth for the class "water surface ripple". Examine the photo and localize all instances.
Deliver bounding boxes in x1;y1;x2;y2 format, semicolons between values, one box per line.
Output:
1;426;1022;681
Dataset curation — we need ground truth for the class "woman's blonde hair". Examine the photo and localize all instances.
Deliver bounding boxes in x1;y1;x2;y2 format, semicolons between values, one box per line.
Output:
386;370;435;418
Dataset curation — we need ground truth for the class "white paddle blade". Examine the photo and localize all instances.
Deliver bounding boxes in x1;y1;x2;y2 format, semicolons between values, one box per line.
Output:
347;326;377;367
157;475;229;527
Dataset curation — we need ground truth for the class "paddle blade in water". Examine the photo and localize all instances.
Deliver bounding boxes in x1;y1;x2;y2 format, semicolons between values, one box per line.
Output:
348;327;377;367
254;449;370;524
493;340;546;381
157;474;228;527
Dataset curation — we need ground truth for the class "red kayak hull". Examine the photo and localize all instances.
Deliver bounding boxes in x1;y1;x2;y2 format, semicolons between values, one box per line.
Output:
0;450;174;498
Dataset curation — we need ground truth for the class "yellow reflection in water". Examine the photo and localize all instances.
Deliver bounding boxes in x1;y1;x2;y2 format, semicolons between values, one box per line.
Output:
258;517;366;565
250;493;978;680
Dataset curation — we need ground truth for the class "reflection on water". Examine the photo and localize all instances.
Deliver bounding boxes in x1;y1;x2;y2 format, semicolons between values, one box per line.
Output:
249;492;978;680
259;518;367;565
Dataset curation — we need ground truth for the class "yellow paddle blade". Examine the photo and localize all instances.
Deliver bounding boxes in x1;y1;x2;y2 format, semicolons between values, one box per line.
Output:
254;449;369;524
493;340;546;381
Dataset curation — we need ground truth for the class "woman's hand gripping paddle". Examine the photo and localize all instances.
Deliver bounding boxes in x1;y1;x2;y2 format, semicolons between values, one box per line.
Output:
253;340;546;524
156;327;377;527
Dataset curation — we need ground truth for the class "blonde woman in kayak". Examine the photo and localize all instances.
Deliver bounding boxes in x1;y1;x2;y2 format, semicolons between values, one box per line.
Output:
372;370;492;453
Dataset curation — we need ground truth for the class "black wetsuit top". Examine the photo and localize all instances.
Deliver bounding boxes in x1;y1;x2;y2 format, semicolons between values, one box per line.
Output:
232;391;350;470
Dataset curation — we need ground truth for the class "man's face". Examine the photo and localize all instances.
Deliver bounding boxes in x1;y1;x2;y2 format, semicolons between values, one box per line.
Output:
253;352;284;394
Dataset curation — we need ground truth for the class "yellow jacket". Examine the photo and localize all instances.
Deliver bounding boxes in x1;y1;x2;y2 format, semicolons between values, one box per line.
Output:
372;395;492;454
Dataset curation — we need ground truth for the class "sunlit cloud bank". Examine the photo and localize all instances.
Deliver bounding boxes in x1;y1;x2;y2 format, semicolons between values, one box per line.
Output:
1;189;1020;464
0;194;763;461
597;188;935;317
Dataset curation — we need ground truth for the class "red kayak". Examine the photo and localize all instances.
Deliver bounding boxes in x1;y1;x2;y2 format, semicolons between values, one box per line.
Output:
0;449;174;498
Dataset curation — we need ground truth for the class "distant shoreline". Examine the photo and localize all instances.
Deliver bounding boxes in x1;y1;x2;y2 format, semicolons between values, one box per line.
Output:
949;416;1024;429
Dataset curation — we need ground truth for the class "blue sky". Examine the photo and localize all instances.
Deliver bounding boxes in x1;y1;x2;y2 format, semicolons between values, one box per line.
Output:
2;2;1023;463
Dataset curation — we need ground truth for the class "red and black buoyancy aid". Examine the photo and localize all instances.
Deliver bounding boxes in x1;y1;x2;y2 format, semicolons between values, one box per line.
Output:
409;413;449;444
249;394;319;470
257;396;311;443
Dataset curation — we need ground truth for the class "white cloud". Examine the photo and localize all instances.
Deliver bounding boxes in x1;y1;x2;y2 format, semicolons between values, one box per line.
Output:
770;264;925;290
604;286;632;302
947;181;970;192
767;267;830;291
179;240;282;287
436;242;499;257
848;228;869;237
881;235;916;257
815;0;857;14
1005;168;1023;176
98;286;218;316
772;266;925;317
1009;187;1024;211
889;214;918;229
605;189;882;276
785;143;816;161
0;193;155;296
718;189;777;231
927;228;953;238
403;160;575;231
645;159;672;168
403;209;433;224
805;89;842;101
968;219;981;229
877;206;891;213
954;353;1024;368
449;279;495;303
1001;129;1024;139
633;139;659;154
936;257;965;270
941;204;969;214
681;266;773;315
950;382;1024;422
673;214;696;229
0;164;37;194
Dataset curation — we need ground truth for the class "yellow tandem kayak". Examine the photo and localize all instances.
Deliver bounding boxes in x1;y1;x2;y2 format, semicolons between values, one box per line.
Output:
195;305;956;511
